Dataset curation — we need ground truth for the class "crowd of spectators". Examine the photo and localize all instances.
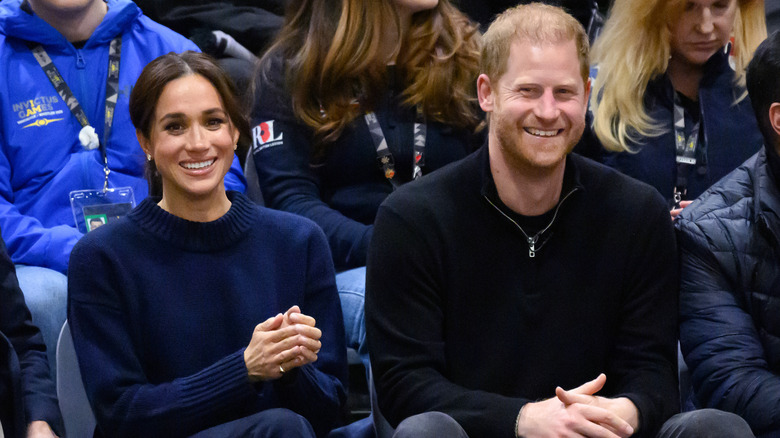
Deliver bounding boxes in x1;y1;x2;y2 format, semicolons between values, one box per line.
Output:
1;0;779;437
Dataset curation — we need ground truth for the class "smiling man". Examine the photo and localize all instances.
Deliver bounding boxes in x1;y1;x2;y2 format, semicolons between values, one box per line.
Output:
365;3;751;438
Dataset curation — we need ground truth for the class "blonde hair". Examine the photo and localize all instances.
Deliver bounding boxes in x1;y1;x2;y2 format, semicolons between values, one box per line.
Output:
590;0;766;152
259;0;481;150
481;2;589;85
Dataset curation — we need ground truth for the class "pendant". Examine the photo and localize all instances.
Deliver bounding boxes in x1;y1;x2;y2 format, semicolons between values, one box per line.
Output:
79;125;99;150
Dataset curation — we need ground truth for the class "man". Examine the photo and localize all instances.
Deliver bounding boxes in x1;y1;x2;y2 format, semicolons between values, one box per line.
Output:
366;4;751;437
0;236;61;438
677;30;780;436
0;0;247;369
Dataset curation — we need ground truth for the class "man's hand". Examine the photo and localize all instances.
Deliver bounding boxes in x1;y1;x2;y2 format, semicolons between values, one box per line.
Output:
516;374;635;438
27;420;58;438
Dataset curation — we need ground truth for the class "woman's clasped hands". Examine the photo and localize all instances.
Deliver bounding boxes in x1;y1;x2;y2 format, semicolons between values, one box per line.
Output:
244;305;322;381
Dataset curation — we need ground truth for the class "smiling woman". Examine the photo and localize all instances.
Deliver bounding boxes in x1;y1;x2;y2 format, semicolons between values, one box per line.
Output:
136;74;239;221
66;51;348;437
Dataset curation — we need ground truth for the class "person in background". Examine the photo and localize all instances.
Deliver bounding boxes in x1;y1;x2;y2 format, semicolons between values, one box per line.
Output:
588;0;765;218
0;235;61;438
366;4;753;437
767;1;780;35
455;0;610;33
0;0;247;374
133;0;286;108
251;0;482;364
677;30;780;436
68;51;346;437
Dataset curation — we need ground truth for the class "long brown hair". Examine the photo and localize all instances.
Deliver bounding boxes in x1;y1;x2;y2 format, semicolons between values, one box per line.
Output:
259;0;481;149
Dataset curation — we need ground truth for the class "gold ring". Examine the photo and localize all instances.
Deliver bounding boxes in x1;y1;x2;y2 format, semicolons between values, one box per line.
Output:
279;364;286;374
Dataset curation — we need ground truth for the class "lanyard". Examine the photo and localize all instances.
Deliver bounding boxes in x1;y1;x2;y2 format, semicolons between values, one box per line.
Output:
28;36;122;192
672;93;700;205
364;106;426;188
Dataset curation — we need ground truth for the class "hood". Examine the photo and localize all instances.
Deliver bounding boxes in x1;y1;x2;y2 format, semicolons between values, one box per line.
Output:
0;0;141;47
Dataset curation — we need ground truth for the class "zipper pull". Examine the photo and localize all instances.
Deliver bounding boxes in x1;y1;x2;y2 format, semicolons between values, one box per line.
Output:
76;49;86;69
528;236;536;258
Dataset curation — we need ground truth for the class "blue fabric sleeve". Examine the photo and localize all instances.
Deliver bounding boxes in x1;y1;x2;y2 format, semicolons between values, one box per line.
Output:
225;154;247;193
0;131;82;274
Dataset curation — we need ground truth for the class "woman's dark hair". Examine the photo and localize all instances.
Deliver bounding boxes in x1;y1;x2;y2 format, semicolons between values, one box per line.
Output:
129;51;249;196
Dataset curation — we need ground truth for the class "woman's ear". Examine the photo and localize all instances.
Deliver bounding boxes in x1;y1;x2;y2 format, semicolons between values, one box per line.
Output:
231;126;240;146
136;131;152;160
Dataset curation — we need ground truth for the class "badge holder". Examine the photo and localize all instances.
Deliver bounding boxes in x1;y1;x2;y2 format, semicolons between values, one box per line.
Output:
70;187;135;233
69;165;135;233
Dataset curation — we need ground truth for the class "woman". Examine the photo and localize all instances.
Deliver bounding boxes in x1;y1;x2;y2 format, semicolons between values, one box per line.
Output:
251;0;482;360
588;0;766;217
67;52;347;438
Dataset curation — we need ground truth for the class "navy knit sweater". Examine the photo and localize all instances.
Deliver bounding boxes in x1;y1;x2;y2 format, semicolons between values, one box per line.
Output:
67;191;347;437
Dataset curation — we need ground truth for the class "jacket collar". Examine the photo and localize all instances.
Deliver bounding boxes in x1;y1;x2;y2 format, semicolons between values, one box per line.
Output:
753;147;780;247
646;45;734;106
0;0;140;48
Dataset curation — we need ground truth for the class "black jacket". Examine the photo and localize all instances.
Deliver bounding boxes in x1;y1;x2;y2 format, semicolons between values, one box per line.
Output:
677;147;780;435
0;237;62;438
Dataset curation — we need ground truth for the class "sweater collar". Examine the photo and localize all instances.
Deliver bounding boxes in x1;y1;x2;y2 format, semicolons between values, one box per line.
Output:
479;143;583;218
128;191;258;252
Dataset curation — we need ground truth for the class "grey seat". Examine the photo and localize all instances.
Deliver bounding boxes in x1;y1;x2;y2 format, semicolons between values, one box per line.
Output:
56;321;96;438
244;149;264;206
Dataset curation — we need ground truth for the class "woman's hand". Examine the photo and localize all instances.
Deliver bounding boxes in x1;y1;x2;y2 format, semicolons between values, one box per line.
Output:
670;200;693;220
27;421;58;438
244;306;322;381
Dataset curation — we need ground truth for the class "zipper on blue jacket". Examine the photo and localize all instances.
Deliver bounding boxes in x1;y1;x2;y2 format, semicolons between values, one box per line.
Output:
75;48;86;69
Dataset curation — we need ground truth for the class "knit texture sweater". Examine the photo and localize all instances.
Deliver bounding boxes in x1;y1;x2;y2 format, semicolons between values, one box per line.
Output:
366;147;679;438
67;191;347;438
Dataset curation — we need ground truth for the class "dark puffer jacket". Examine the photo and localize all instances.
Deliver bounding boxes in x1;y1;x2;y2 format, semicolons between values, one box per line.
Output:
677;147;780;434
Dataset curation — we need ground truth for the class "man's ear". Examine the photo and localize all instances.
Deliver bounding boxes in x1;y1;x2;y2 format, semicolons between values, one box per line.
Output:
584;77;592;106
770;102;780;138
477;74;494;113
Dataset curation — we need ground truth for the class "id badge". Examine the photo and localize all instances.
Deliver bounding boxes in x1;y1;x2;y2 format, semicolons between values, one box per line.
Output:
69;187;135;233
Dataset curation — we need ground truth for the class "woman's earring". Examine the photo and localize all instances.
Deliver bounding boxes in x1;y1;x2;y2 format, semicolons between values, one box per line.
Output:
146;153;152;161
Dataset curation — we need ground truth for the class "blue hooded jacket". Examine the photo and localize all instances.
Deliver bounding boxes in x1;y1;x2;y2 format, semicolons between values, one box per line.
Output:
0;0;247;273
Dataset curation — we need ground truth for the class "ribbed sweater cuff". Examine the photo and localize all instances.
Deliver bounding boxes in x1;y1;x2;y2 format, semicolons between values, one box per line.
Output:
178;349;256;418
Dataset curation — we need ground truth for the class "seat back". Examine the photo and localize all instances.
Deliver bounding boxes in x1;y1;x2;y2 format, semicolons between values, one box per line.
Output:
244;149;265;206
368;363;395;438
56;321;96;438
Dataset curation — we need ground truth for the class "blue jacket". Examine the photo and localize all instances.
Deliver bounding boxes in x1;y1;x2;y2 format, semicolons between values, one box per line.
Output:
677;147;780;434
251;55;483;271
589;49;762;206
0;0;247;273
